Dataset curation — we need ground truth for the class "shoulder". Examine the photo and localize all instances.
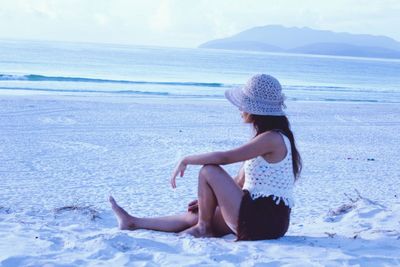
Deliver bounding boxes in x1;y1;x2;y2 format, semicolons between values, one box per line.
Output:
219;131;283;164
255;130;283;146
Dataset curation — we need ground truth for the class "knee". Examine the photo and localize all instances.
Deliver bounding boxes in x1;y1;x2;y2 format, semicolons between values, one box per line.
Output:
199;164;220;180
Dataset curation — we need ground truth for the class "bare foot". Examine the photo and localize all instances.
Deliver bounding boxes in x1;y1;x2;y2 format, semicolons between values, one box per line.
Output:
180;224;214;238
109;196;137;230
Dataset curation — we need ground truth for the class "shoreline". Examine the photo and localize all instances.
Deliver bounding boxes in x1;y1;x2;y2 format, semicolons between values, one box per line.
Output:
1;90;400;105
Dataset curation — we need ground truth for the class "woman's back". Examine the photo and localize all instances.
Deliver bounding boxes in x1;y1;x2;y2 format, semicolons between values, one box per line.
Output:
243;131;295;208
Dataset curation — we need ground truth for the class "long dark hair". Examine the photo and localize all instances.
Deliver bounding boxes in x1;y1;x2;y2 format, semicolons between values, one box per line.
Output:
249;114;302;180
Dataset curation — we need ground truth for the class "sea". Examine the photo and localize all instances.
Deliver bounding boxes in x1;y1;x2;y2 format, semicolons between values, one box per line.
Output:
1;39;400;266
1;39;400;103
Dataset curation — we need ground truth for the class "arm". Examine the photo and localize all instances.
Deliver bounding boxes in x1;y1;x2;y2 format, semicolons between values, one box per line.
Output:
233;164;245;188
170;131;281;188
182;131;280;166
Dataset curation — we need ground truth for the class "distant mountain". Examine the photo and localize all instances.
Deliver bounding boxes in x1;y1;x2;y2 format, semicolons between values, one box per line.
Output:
200;40;283;52
199;25;400;59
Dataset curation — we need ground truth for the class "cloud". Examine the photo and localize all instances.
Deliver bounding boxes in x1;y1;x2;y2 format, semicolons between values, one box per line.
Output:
148;0;171;32
93;13;109;26
26;0;57;19
0;0;399;47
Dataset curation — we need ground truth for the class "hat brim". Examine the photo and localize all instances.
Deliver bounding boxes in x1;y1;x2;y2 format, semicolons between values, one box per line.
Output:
224;87;244;110
225;86;286;116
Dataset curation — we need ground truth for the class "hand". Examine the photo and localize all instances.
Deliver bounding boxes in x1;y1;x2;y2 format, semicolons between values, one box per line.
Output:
187;199;198;213
170;159;187;188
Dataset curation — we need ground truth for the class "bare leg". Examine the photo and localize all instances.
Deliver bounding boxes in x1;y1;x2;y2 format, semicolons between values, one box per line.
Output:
110;196;197;232
181;164;243;237
109;196;234;236
211;207;235;237
181;170;218;237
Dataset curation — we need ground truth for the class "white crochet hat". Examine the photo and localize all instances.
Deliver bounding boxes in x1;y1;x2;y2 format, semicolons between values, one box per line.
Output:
225;74;286;116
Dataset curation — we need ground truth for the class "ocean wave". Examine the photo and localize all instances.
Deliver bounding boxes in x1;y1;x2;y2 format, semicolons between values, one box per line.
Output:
0;73;226;88
2;73;396;94
0;86;223;98
1;86;399;103
284;85;397;94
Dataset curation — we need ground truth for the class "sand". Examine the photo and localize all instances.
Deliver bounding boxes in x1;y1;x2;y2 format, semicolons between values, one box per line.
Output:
1;93;399;266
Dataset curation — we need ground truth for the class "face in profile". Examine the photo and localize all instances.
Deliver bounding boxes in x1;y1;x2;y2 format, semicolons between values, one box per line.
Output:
241;111;253;123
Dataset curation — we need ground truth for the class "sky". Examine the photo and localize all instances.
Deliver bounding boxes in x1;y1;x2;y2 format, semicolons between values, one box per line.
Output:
0;0;399;47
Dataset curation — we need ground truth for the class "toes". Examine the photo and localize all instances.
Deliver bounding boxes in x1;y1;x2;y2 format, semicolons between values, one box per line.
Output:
109;196;117;205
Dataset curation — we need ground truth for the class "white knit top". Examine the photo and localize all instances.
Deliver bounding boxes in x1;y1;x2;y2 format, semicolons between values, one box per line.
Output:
243;132;295;208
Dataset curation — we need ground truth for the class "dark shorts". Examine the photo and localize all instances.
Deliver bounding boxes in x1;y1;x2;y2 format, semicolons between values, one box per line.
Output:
236;190;291;241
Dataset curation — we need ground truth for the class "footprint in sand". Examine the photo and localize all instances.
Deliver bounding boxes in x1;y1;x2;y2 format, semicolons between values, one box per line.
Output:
334;115;363;123
39;116;77;125
49;141;108;153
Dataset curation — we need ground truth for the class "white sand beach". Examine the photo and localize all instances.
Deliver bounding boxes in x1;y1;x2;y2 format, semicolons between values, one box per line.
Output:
1;93;399;266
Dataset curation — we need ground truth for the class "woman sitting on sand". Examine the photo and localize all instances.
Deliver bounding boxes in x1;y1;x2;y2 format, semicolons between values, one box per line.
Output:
110;74;302;240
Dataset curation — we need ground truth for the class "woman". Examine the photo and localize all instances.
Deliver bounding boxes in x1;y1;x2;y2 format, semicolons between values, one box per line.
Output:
110;74;302;240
